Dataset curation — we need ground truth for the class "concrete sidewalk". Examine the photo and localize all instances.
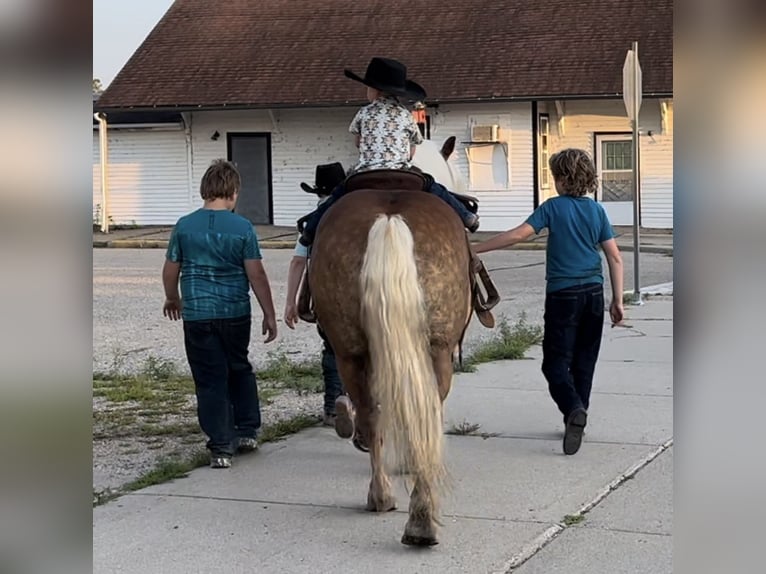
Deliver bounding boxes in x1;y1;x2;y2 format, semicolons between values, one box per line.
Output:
93;299;673;573
93;225;673;255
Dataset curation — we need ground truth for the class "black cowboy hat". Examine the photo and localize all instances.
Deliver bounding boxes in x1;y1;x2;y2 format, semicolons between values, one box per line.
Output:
300;162;346;196
344;57;427;101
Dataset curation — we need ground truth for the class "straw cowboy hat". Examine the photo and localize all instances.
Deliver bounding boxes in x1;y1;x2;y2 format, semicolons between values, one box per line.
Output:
300;162;347;196
344;57;427;101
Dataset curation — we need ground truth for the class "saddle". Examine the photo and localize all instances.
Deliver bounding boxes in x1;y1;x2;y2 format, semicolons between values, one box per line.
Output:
345;168;479;214
345;168;428;193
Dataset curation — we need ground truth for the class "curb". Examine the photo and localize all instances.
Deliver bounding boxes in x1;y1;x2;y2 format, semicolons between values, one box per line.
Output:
94;240;672;256
95;240;298;250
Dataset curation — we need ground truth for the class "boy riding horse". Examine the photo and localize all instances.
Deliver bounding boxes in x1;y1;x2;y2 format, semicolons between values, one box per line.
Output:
297;57;480;247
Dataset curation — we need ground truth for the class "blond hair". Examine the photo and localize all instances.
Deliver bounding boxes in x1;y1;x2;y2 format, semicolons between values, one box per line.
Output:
549;148;598;197
200;159;241;200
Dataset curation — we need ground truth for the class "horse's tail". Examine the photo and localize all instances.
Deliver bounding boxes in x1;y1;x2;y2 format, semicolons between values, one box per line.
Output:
360;214;445;492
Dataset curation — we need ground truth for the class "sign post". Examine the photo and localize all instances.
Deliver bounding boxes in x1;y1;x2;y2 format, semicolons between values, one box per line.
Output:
623;42;642;304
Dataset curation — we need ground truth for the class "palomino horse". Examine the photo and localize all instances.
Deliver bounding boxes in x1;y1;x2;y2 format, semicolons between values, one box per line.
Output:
308;138;473;546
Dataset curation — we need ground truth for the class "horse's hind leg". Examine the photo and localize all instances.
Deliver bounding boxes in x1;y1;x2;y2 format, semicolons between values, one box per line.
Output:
366;405;397;512
402;477;439;546
335;355;396;512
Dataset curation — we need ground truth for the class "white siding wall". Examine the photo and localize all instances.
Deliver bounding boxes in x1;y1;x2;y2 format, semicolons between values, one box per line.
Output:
191;103;533;231
95;100;671;230
432;103;534;231
540;99;674;228
92;128;190;225
190;109;359;227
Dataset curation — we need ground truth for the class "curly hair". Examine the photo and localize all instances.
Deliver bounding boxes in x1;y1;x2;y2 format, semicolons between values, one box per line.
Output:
200;159;241;200
549;149;598;197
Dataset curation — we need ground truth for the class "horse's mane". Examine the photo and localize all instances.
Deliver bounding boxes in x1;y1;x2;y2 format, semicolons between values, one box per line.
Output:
411;139;467;193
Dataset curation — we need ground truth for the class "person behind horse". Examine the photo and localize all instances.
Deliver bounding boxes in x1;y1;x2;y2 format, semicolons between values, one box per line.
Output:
297;57;479;247
284;162;346;426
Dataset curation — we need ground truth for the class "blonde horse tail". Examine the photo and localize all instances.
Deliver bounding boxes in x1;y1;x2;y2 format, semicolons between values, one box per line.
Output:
360;214;445;493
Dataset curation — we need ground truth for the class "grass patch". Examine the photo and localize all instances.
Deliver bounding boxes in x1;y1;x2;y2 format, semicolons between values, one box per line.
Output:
136;422;201;437
121;450;210;493
258;387;281;405
457;313;543;372
94;412;323;507
259;414;322;443
562;514;585;526
256;350;323;395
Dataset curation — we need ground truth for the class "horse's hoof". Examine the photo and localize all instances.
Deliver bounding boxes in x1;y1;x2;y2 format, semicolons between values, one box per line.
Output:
401;533;439;547
365;498;397;513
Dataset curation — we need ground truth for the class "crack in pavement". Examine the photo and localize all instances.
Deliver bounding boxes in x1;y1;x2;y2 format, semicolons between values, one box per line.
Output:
494;438;673;573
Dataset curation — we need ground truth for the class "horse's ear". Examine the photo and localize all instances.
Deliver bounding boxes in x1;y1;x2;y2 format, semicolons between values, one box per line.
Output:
440;136;456;160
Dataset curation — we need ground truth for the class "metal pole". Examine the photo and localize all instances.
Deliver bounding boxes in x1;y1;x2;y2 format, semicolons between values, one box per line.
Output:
631;41;641;304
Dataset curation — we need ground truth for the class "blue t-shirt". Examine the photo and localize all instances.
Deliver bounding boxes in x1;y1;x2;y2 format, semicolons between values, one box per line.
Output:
525;196;615;293
166;208;262;321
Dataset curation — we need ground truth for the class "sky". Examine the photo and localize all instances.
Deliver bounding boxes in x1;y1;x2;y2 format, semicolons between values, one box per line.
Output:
93;0;175;88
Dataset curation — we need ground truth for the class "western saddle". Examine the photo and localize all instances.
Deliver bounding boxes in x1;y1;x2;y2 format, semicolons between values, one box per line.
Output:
297;169;499;329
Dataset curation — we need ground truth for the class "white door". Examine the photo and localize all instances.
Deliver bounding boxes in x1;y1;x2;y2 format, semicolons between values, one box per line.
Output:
596;134;635;225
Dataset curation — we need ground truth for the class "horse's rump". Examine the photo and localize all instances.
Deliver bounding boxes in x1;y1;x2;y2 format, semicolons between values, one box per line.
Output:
309;189;471;355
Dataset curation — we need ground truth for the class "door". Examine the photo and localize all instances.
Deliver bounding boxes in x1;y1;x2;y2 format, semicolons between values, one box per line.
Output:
228;133;272;224
595;134;634;225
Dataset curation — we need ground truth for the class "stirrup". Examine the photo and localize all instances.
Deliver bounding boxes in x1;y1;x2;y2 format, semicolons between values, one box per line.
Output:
297;267;317;323
471;255;500;328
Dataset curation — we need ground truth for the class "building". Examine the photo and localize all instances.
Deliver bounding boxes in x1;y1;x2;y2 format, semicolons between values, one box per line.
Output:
94;0;673;230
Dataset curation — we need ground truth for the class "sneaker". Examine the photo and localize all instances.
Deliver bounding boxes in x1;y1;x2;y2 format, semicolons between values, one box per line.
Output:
563;408;587;455
465;214;480;233
236;437;258;453
210;455;232;469
334;396;355;439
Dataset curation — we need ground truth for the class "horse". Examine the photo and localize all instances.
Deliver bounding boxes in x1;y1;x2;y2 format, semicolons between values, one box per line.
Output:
307;137;474;546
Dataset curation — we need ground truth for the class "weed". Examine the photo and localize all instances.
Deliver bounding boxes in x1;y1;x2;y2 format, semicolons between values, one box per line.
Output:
562;514;585;526
447;420;482;435
121;451;210;493
257;350;323;395
459;313;543;371
259;414;321;443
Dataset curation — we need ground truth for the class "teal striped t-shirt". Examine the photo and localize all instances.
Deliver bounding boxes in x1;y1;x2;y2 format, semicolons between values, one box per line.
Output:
166;208;261;321
525;195;615;293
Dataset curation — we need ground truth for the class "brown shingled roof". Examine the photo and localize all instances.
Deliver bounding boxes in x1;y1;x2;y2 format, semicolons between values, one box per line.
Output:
97;0;673;111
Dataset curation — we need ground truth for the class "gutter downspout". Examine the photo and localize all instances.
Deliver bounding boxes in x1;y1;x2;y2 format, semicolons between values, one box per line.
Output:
181;112;194;208
95;112;109;233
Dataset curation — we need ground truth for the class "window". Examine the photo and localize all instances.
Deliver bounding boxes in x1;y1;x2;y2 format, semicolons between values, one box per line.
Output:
600;140;634;202
538;114;551;189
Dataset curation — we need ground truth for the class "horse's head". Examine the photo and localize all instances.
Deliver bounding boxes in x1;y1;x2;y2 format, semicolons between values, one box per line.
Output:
412;136;467;193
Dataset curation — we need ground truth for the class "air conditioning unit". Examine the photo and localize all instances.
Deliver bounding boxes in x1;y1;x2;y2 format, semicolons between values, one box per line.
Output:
471;124;500;143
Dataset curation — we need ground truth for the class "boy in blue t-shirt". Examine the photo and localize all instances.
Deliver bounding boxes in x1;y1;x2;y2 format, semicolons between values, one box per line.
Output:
473;148;624;455
162;159;278;469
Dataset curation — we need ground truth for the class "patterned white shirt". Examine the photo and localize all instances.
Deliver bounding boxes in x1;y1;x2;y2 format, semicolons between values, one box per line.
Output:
349;96;424;173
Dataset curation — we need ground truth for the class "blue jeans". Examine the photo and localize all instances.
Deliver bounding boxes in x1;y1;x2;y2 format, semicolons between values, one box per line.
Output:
541;283;604;419
298;178;474;246
317;325;343;415
183;316;261;456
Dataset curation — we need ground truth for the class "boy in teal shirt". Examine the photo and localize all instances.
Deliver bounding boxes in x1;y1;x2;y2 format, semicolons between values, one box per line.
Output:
473;148;624;455
162;159;277;468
